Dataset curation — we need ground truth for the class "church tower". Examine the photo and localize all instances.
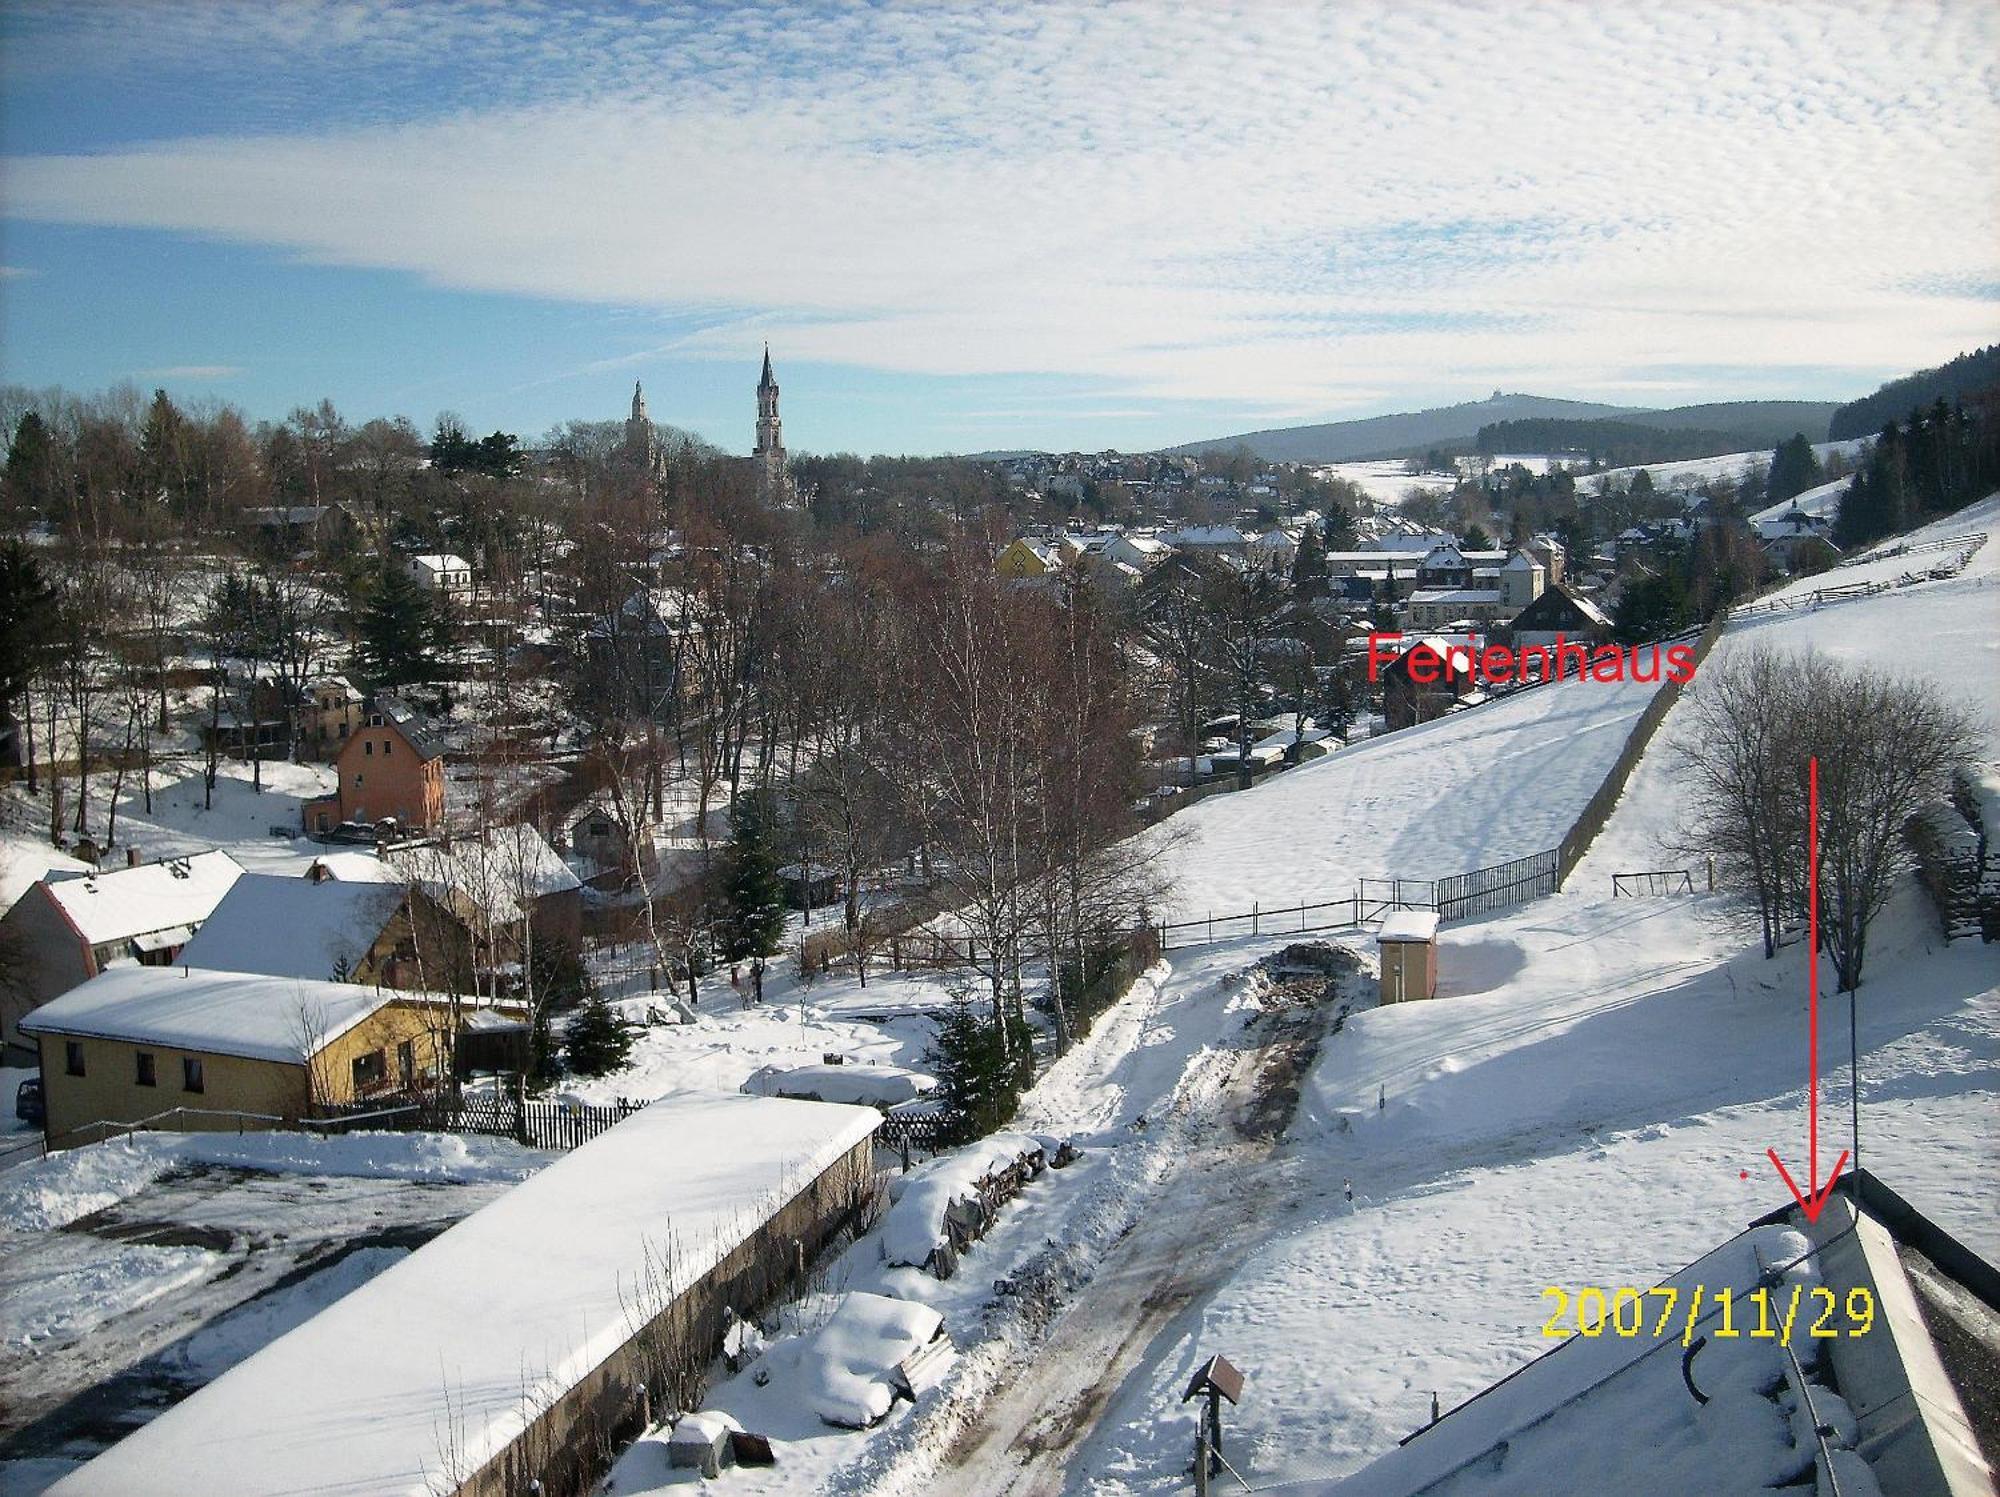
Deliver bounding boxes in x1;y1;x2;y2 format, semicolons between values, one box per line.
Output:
754;347;791;505
623;380;658;469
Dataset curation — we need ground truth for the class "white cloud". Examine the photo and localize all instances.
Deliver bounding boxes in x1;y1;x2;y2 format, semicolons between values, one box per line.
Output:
6;0;1999;411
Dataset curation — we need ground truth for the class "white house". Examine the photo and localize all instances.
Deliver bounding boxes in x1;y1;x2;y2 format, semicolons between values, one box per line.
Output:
406;553;473;597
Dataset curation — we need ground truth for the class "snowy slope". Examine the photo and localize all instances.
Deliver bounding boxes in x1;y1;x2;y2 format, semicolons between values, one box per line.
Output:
1005;496;1997;1497
1159;671;1666;919
1586;439;1866;497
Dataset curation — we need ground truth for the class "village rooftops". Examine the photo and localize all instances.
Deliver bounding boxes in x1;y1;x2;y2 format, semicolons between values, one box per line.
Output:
177;873;409;984
52;1091;883;1497
33;849;244;946
17;965;410;1065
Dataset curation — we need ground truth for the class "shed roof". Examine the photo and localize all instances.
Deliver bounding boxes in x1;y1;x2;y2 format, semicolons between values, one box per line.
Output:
53;1092;881;1497
1378;910;1440;942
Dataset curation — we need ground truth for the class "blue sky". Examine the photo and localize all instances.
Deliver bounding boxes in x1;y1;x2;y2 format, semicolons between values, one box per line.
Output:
3;0;1997;456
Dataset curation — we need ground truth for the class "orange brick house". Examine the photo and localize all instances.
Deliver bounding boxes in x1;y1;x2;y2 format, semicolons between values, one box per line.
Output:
302;694;446;834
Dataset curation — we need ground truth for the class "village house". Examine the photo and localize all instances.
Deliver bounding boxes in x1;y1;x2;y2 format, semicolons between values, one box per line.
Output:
406;551;474;597
1404;550;1545;630
0;849;244;1064
301;693;447;833
177;870;473;990
296;674;365;757
1504;582;1614;651
311;823;582;955
19;966;459;1148
1379;635;1484;730
52;1092;883;1497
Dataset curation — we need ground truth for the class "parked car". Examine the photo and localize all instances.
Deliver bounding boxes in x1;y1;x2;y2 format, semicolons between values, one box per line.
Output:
15;1076;44;1126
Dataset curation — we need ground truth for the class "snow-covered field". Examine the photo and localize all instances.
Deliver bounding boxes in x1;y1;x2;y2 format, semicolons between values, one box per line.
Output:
1586;438;1866;498
1159;669;1665;918
1317;461;1457;508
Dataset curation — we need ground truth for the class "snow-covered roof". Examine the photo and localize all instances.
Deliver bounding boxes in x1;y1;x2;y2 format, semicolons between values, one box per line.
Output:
395;825;581;926
408;551;470;572
17;965;406;1063
1502;550;1540;572
1407;587;1502;605
53;1092;882;1497
1163;525;1247;546
31;850;244;946
1378;911;1440;942
740;1062;937;1108
178;874;408;983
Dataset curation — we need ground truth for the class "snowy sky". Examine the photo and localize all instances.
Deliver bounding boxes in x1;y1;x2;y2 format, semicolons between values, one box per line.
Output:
1;0;1997;454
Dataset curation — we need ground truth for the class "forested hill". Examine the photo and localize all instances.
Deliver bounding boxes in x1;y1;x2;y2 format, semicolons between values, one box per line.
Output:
1165;392;1628;463
1169;394;1836;464
1476;404;1837;466
1829;345;2000;440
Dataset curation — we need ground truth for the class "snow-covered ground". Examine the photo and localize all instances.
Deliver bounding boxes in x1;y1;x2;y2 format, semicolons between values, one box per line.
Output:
1749;472;1851;526
1158;668;1666;918
1316;461;1457;509
0;1130;546;1494
1585;439;1866;499
993;495;1998;1497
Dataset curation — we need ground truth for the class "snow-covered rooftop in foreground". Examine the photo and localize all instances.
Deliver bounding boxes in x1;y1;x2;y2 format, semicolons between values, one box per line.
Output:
17;965;404;1063
32;848;243;944
1299;1219;1839;1497
54;1091;881;1497
178;872;408;983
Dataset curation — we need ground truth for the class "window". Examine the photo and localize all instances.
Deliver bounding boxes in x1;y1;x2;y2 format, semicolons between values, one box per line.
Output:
183;1057;205;1094
351;1048;387;1092
589;820;610;837
353;773;365;788
397;1039;415;1086
383;738;391;755
65;1040;85;1077
364;740;374;756
135;1051;156;1087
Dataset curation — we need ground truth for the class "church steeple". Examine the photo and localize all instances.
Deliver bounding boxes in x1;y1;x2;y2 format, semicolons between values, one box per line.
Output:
753;347;790;506
623;380;658;469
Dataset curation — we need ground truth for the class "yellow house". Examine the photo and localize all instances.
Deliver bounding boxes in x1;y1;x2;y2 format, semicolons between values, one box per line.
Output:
19;966;462;1150
995;536;1059;580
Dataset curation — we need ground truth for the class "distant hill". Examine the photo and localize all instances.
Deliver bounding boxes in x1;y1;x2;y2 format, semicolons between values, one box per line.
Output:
1828;345;2000;441
1167;393;1840;464
1165;392;1629;463
1476;403;1841;466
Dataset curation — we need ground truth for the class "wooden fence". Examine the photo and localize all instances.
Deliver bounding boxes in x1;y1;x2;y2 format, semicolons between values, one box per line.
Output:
1612;869;1697;897
417;1093;646;1151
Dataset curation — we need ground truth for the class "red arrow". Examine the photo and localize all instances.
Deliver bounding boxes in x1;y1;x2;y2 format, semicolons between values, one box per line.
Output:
1768;755;1849;1222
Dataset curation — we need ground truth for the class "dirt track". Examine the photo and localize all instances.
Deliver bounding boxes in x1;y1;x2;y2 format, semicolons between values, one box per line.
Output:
928;963;1344;1497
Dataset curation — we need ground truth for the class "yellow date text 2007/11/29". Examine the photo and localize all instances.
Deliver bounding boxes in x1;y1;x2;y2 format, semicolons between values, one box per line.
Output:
1539;1283;1875;1344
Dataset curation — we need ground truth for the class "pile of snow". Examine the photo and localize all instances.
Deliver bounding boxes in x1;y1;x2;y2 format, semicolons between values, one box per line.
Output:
748;1291;947;1428
1;1241;216;1350
881;1132;1048;1268
0;1128;547;1233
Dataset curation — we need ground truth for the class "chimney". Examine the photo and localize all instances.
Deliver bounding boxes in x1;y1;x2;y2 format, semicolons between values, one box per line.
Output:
127;846;141;868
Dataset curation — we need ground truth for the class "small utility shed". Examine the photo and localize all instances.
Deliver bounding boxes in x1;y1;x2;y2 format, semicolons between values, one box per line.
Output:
53;1091;882;1497
1377;910;1440;1003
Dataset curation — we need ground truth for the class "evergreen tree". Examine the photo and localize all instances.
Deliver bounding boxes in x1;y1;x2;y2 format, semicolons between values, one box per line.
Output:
1765;433;1823;507
1322;499;1358;552
718;787;787;1001
356;556;449;686
1290;525;1326;590
927;992;1034;1145
563;992;633;1077
1612;566;1693;644
2;412;57;522
1462;523;1493;551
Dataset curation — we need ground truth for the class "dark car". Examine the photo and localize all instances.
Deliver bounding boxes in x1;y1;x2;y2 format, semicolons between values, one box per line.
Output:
15;1076;44;1126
